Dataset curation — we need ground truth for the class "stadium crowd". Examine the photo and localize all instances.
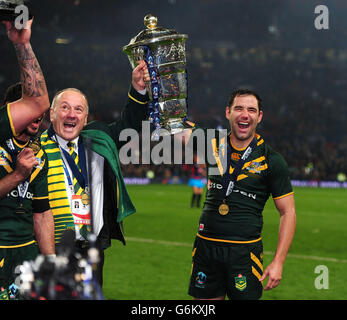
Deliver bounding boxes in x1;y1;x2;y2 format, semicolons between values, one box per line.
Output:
1;0;346;183
117;46;347;182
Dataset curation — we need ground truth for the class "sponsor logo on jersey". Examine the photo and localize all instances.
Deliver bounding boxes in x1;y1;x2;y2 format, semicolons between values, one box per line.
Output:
231;152;241;161
207;181;257;199
7;190;33;199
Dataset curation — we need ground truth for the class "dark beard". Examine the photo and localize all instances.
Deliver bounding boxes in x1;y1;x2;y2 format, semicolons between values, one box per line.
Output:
22;128;36;137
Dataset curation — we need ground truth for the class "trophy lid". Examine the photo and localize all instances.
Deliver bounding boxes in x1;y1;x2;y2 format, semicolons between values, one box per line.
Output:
0;0;23;10
0;0;31;21
123;14;187;51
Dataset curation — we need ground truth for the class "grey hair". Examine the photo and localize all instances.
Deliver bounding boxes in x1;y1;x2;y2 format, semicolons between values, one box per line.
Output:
51;88;89;113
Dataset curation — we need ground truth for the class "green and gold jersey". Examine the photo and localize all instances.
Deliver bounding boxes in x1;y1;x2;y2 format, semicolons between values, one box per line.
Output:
0;137;50;247
189;128;293;242
0;104;16;144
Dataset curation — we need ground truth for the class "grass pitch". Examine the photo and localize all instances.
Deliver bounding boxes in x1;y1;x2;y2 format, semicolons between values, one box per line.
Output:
103;184;347;300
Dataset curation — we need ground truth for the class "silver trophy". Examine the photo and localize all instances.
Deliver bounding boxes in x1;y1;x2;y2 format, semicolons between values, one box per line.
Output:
0;0;28;21
123;14;192;140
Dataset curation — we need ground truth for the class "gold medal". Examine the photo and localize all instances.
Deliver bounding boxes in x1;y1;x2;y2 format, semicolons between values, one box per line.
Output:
81;190;90;205
218;200;229;215
28;138;41;155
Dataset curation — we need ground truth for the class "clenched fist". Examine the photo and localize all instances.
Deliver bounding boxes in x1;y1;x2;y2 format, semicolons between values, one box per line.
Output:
14;147;39;181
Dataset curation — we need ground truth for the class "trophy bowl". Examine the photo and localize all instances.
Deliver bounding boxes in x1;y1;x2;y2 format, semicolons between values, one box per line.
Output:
123;14;193;140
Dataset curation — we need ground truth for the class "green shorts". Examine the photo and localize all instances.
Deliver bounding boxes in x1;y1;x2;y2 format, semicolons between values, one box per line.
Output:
0;242;39;290
188;235;264;300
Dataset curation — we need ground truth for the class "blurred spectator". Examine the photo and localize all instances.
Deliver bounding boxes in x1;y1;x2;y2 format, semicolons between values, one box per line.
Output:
1;0;346;182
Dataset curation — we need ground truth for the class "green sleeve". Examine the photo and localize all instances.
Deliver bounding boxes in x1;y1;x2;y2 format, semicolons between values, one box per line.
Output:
267;151;293;199
31;152;50;213
108;85;149;149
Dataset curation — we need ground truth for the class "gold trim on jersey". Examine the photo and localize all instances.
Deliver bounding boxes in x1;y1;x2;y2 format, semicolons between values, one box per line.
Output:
229;133;264;151
211;134;266;179
29;158;46;184
0;143;45;184
128;92;148;104
257;138;264;146
243;156;265;169
190;247;197;275
197;233;262;244
32;195;49;201
6;103;17;137
13;138;29;149
1;163;12;174
273;191;294;200
0;240;36;249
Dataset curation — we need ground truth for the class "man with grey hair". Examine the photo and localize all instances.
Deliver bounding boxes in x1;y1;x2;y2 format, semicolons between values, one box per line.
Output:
40;60;149;287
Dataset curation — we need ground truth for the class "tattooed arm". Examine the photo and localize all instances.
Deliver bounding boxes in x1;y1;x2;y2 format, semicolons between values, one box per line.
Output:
2;19;49;135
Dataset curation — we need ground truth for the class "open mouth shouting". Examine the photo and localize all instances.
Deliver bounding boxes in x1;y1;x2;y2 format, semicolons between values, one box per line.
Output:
236;121;252;136
238;121;250;130
64;122;77;129
50;89;89;140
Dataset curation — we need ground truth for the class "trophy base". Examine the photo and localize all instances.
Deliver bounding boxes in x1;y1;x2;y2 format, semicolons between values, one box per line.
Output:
151;120;194;141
